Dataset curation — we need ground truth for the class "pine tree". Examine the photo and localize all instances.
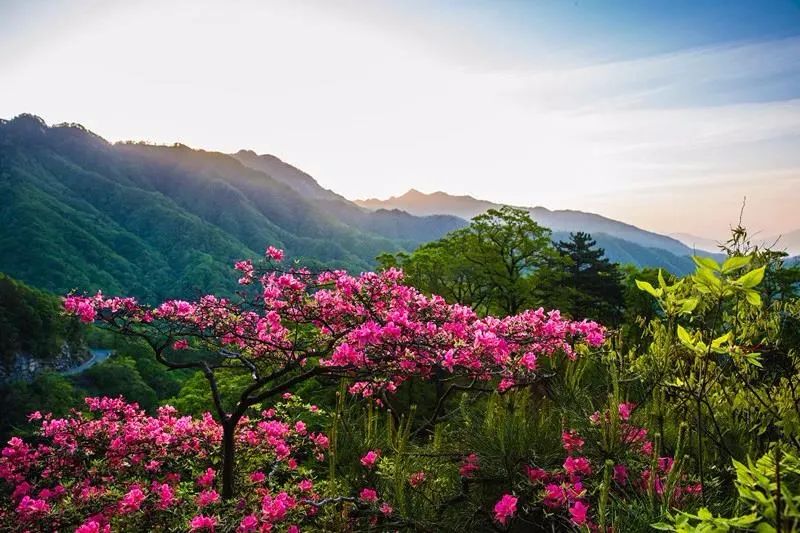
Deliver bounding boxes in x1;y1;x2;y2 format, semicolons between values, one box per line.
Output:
553;232;625;325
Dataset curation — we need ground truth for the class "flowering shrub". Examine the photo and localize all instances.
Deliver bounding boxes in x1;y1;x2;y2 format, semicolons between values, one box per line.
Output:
59;246;604;500
0;246;608;530
0;396;359;531
489;402;702;530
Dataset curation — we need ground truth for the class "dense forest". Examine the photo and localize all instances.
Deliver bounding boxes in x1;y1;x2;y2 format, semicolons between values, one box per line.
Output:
0;273;83;363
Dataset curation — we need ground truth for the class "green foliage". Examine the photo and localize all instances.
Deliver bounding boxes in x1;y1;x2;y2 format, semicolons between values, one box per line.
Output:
656;448;800;532
74;355;160;412
0;371;83;437
0;273;83;362
381;206;563;315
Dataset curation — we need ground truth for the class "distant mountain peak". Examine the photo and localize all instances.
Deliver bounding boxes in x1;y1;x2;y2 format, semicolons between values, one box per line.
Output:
5;113;49;135
10;113;47;126
355;188;699;258
2;114;108;146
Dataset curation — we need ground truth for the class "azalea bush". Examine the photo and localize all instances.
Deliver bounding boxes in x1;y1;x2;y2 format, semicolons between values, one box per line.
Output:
0;246;605;531
1;395;353;532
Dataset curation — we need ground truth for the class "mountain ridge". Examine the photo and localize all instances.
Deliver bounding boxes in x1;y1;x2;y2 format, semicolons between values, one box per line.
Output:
1;114;728;302
356;189;701;258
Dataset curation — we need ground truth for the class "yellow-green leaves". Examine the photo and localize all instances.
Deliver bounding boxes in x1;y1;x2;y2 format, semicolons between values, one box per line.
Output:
693;256;721;271
637;254;766;316
721;255;752;273
688;255;765;306
676;326;733;355
744;290;762;307
735;266;765;289
636;279;662;298
676;324;693;347
710;332;732;350
692;263;722;294
680;297;699;314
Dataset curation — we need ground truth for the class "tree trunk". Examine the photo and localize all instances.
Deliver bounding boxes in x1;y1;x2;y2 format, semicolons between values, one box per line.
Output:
221;421;236;500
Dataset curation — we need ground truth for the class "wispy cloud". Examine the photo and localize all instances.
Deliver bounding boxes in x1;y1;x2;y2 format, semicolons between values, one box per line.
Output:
0;0;797;238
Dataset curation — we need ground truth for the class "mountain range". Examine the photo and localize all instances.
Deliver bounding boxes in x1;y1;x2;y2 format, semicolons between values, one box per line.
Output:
669;230;800;257
0;114;463;301
1;113;743;302
356;190;722;273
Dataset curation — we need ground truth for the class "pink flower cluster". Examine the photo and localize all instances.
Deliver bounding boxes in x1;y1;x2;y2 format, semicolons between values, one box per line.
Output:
459;453;480;478
0;397;335;531
508;405;702;528
63;247;605;401
493;493;518;525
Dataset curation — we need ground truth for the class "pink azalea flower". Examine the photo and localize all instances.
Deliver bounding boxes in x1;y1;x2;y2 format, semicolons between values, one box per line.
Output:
172;339;189;350
266;246;285;261
561;429;585;452
543;483;566;508
524;465;549;483
16;495;50;517
493;493;518;525
569;500;589;525
564;456;592;477
460;453;480;478
238;515;259;532
618;402;635;421
360;450;380;469
189;515;218;531
197;489;219;507
613;464;629;485
359;488;378;503
197;468;216;488
119;487;146;514
75;520;111;533
408;471;426;488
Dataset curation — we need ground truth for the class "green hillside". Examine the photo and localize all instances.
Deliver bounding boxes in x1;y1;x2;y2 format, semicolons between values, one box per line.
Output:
0;115;464;300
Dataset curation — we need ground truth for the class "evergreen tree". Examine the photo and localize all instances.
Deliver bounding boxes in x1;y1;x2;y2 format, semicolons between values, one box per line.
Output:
552;232;625;325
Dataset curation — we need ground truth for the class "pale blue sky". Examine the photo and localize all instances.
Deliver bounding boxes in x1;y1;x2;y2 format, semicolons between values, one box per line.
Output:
1;0;799;238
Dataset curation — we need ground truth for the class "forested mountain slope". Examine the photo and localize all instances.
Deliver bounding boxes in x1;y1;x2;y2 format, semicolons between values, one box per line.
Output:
0;115;464;300
0;113;721;304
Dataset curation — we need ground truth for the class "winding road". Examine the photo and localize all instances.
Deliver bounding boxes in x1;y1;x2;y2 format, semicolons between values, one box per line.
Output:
62;348;113;376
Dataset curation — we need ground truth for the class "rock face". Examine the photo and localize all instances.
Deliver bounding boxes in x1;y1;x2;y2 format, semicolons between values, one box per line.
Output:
0;342;90;384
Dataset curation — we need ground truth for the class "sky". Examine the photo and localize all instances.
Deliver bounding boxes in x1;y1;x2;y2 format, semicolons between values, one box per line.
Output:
1;0;799;240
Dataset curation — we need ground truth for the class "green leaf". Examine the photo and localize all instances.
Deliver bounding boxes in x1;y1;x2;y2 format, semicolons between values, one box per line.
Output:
650;523;675;531
745;290;762;307
745;353;763;367
636;279;662;298
722;255;752;272
693;256;720;271
695;266;722;288
736;266;765;289
680;297;699;314
677;325;693;347
696;507;713;520
711;332;731;349
754;522;777;533
658;269;667;289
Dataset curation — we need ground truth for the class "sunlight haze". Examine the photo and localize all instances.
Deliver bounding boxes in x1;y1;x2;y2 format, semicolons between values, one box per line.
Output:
2;0;799;240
